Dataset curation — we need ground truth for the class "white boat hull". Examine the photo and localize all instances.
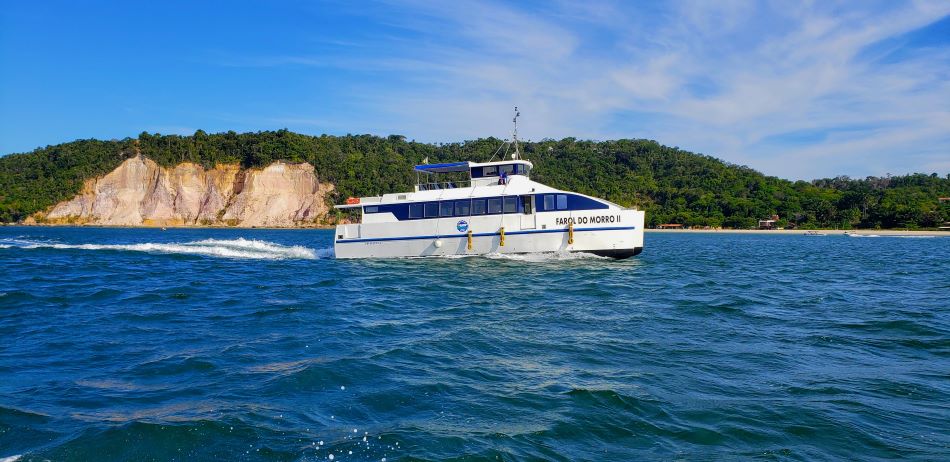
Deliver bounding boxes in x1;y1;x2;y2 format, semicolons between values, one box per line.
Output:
334;209;645;259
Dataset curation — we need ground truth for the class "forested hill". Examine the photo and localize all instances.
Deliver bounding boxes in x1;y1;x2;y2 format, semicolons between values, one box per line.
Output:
1;130;948;229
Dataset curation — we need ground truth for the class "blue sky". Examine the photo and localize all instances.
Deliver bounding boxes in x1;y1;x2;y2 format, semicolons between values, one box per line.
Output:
1;0;948;179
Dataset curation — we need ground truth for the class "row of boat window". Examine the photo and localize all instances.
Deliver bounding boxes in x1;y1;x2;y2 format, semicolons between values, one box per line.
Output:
364;194;571;219
471;163;530;178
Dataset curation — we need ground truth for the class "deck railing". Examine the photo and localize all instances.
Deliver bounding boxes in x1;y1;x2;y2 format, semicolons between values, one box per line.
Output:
416;180;472;191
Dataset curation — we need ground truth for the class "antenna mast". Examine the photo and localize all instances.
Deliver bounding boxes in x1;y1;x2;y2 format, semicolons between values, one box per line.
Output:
511;106;521;160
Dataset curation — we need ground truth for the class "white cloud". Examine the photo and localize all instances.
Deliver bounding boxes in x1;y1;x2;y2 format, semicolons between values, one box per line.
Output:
234;0;950;179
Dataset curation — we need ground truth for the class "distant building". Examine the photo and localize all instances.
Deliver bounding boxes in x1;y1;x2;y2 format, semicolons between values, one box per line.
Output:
758;215;780;230
940;197;950;202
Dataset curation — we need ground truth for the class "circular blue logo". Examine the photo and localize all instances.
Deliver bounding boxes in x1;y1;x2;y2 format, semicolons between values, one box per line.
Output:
456;220;469;232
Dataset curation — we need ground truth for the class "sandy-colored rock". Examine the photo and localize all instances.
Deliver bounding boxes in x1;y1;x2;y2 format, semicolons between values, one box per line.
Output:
222;162;334;227
42;156;334;227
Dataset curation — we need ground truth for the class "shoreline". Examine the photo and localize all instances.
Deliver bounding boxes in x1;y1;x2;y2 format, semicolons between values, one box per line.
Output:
647;228;949;236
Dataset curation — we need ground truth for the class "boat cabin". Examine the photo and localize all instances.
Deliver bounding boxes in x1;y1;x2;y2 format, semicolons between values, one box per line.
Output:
414;160;533;191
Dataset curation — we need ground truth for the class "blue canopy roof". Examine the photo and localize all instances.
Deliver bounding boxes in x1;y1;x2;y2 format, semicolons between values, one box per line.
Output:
413;162;470;173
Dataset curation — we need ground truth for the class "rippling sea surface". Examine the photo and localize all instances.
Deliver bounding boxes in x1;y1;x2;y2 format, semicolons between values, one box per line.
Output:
1;227;948;461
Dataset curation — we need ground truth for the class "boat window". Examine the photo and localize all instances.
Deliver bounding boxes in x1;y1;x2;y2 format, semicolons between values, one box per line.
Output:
499;164;515;176
503;196;518;213
487;198;502;214
425;202;439;218
522;195;533;214
472;199;486;215
455;200;470;216
364;206;378;213
543;195;555;211
556;194;568;210
440;201;454;217
483;166;497;177
409;203;423;219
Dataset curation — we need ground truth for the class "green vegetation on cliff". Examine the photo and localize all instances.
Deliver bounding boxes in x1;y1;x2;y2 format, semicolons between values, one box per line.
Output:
1;130;948;228
0;138;138;223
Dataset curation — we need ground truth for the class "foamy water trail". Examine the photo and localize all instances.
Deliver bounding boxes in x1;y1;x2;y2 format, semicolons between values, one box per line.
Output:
484;251;611;262
0;238;325;260
405;250;611;262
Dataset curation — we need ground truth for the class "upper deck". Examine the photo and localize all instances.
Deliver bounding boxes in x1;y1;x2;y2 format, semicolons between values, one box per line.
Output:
413;159;534;191
335;159;538;210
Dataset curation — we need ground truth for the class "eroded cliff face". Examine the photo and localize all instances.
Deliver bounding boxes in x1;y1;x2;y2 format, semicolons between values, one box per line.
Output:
38;156;334;227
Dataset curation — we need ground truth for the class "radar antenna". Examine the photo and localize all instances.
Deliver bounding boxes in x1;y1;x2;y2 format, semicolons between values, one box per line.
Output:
511;107;521;160
487;107;525;163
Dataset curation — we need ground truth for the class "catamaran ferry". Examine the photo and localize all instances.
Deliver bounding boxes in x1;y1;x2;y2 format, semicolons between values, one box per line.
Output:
333;111;645;259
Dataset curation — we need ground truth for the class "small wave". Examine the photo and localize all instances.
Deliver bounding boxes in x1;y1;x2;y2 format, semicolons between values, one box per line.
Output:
0;237;46;247
401;250;610;261
0;455;22;462
847;234;881;238
314;247;336;258
485;251;611;262
0;238;320;260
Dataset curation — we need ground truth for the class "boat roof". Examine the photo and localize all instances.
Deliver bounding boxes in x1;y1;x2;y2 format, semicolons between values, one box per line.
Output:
413;159;533;174
414;162;470;173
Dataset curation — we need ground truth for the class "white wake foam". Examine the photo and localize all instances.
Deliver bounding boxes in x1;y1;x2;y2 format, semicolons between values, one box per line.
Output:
0;238;324;260
402;250;611;262
484;251;611;262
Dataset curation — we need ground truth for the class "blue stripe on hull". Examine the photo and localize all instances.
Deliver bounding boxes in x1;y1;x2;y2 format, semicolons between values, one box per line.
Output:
335;226;637;244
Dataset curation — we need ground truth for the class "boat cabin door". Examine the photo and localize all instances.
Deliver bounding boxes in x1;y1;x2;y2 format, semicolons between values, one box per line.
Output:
520;195;536;229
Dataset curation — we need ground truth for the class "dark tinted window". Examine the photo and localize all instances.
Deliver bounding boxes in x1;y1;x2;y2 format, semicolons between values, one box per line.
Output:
488;198;502;214
440;201;454;217
424;202;439;218
499;164;515;175
556;194;568;210
544;195;555;210
472;199;486;215
483;166;497;176
409;204;423;219
364;206;378;213
455;200;470;216
503;196;518;213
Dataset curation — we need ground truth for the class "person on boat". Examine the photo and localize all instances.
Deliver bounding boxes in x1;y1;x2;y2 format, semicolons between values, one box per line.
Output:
499;170;508;185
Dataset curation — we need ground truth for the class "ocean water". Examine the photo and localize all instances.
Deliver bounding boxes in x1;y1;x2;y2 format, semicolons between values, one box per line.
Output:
1;227;948;461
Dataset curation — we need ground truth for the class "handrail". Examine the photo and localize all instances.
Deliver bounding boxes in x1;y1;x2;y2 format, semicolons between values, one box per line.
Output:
416;180;472;191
